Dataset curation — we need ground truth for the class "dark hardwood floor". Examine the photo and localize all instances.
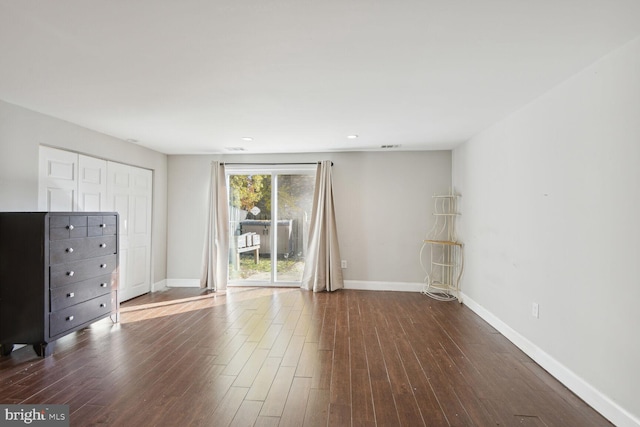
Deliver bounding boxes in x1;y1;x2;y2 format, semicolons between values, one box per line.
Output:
0;287;611;426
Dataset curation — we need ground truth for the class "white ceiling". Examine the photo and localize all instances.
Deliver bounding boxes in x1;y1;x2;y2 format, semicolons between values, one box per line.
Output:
1;1;640;155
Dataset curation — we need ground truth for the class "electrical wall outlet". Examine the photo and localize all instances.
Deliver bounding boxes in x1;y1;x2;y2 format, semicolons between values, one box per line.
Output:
341;260;347;269
532;302;539;318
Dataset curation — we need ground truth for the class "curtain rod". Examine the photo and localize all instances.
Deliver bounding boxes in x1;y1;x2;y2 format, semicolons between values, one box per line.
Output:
222;161;333;166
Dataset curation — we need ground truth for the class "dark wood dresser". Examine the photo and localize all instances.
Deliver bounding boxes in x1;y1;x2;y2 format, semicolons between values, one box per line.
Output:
0;212;119;357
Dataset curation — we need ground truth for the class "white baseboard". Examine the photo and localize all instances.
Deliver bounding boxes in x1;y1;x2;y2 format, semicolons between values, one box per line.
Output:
461;292;640;427
343;280;423;292
152;279;167;292
163;279;424;292
166;279;200;288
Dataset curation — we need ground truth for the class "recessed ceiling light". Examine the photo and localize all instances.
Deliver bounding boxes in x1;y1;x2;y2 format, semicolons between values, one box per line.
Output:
347;134;359;139
242;137;253;142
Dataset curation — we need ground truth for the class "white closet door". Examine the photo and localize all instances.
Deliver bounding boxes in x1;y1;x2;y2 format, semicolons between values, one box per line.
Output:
38;146;78;211
108;162;153;301
78;155;107;211
40;146;154;302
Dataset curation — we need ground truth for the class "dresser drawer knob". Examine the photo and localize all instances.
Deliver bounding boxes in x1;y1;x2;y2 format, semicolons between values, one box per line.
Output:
67;225;74;230
100;223;106;228
100;243;107;248
66;247;74;253
67;271;74;277
100;303;107;308
100;264;107;269
67;316;74;321
100;283;108;288
67;292;74;298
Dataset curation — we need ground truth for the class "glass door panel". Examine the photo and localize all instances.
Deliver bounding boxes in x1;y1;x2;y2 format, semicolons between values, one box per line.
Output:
228;174;272;282
274;174;315;283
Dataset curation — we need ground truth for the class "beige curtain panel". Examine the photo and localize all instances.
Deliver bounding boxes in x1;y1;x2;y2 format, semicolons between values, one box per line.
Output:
200;161;229;291
301;160;344;292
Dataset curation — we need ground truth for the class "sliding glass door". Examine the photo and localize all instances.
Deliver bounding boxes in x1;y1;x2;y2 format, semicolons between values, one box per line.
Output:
227;166;315;286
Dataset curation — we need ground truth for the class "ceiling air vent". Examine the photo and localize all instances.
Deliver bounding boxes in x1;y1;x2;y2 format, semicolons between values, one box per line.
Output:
224;147;247;152
380;144;400;149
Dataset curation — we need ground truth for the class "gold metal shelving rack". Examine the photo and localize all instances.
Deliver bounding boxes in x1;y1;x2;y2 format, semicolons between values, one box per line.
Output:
420;191;464;302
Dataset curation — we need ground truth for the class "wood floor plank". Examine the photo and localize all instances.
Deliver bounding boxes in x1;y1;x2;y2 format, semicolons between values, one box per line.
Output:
69;403;105;422
233;348;270;388
294;341;319;378
394;393;426;426
245;316;271;342
362;329;387;382
422;347;476;426
0;288;613;427
212;333;249;365
238;312;264;334
293;311;312;337
369;379;401;426
272;306;293;325
310;349;333;390
260;366;296;417
254;416;281;426
222;341;258;376
22;376;101;406
394;334;448;426
318;305;336;351
281;334;305;367
268;326;294;358
376;323;412;396
167;374;236;426
279;377;312;427
210;386;249;426
329;326;351;405
303;388;330;427
245;357;282;401
328;403;352;426
283;309;303;331
256;323;283;350
230;400;263;426
162;353;216;398
350;368;376;426
304;315;323;344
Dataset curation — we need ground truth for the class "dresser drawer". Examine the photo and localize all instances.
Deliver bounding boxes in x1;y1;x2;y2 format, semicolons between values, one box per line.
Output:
49;216;89;240
50;236;117;265
49;293;111;337
50;254;116;287
88;215;117;236
50;274;114;311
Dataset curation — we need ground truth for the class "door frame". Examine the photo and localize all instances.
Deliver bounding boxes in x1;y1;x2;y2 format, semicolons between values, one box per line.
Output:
225;164;315;287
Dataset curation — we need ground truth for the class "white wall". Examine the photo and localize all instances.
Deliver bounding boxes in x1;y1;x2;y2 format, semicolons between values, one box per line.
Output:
167;151;451;287
0;100;168;284
452;36;640;426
